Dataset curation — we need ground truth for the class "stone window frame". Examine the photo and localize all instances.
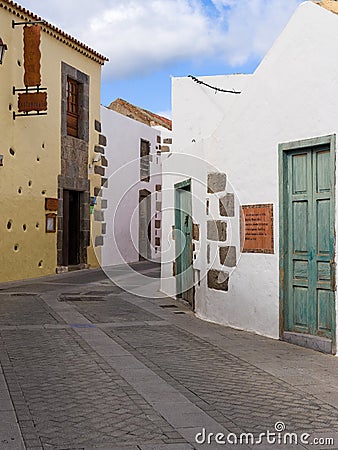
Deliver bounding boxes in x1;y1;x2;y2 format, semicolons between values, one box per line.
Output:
61;62;89;143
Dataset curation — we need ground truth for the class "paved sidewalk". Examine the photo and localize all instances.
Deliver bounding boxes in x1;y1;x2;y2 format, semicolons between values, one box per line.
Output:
0;263;337;450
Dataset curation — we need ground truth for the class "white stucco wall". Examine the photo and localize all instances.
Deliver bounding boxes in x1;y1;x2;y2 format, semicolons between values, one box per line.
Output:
100;106;164;267
161;1;338;347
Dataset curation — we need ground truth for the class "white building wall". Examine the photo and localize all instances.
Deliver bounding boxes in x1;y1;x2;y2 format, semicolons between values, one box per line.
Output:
161;1;338;348
100;106;164;267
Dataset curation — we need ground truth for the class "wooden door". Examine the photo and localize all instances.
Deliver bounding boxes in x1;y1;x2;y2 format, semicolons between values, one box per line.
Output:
62;190;80;266
281;138;335;349
175;180;194;308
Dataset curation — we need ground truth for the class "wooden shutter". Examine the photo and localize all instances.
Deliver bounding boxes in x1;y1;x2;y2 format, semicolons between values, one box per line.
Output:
67;78;79;137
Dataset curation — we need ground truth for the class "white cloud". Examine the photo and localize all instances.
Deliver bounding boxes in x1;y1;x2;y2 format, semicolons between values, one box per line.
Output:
210;0;304;66
87;0;219;78
17;0;303;79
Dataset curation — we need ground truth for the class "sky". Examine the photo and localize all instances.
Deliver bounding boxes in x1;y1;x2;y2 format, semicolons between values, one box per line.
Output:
17;0;304;117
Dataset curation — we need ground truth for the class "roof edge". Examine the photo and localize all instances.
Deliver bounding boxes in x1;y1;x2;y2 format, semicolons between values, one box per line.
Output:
0;0;109;65
108;98;172;131
313;0;338;15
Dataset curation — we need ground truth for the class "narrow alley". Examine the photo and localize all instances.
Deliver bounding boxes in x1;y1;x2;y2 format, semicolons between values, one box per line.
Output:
0;263;337;450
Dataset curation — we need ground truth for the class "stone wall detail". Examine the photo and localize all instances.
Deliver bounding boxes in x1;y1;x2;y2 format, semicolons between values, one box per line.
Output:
219;246;236;267
205;171;239;292
207;269;229;291
207;172;226;193
193;223;200;241
92;119;107;248
219;193;235;217
207;220;227;241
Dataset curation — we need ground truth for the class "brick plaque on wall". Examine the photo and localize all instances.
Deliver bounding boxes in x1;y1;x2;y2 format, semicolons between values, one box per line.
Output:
45;198;58;211
241;204;274;253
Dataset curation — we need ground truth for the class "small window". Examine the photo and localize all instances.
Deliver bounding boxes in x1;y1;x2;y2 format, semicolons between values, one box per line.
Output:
140;139;150;182
67;78;79;137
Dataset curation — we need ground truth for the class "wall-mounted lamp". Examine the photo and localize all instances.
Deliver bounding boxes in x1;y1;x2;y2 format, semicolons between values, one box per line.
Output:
0;38;8;65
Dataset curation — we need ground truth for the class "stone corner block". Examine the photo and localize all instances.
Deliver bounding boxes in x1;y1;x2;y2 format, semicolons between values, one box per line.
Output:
193;223;200;241
95;235;104;247
94;187;102;197
207;269;229;291
94;210;104;222
207;172;226;194
94;120;101;132
160;145;170;152
207;220;227;241
94;145;105;155
94;165;105;176
219;246;236;267
101;223;107;235
219;193;235;217
99;134;107;147
101;155;108;167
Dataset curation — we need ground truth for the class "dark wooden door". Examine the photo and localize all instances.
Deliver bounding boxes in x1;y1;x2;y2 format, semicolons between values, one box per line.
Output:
63;190;80;266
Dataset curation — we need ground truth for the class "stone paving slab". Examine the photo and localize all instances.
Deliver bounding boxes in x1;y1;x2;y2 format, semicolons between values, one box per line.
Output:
0;264;338;449
0;364;25;450
0;294;64;325
0;328;183;449
106;323;338;436
65;295;160;324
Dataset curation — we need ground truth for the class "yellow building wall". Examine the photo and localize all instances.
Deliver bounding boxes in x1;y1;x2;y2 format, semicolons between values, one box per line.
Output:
0;5;104;282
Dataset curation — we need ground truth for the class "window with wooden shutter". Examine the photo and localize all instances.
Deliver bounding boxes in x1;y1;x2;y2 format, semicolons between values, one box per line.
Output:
67;78;79;137
140;139;150;182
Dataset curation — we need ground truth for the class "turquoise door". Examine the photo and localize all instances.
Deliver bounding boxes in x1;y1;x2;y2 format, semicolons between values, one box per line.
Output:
280;136;336;351
175;180;194;308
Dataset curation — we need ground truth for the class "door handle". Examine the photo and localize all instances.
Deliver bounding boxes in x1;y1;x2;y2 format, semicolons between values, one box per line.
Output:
308;249;314;261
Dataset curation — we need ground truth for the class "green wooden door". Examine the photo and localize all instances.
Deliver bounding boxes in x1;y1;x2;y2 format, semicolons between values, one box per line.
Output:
139;189;151;261
281;139;335;346
175;180;194;308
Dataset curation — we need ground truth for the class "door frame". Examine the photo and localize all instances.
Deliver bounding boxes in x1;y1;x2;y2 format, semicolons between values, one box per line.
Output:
62;189;81;267
138;189;152;261
279;134;336;353
174;178;194;309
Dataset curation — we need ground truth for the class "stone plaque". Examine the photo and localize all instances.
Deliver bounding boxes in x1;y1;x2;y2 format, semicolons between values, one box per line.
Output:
18;92;47;112
23;25;41;87
241;204;274;253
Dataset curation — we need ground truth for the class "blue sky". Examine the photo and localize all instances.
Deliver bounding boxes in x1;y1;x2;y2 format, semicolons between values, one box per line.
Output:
17;0;304;117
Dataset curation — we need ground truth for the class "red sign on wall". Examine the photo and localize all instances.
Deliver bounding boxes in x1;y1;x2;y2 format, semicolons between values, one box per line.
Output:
241;204;274;253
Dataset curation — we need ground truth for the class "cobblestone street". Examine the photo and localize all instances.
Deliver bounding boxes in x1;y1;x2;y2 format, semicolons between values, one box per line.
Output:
0;263;337;450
